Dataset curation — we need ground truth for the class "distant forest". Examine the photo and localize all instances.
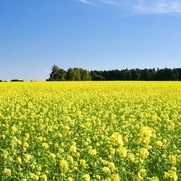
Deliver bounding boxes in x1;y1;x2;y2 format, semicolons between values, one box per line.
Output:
47;65;181;81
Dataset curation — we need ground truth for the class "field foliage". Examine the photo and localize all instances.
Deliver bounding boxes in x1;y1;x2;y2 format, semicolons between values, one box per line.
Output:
0;82;181;181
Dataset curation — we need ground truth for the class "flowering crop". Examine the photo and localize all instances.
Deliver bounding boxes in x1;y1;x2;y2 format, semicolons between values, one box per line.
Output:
0;81;181;181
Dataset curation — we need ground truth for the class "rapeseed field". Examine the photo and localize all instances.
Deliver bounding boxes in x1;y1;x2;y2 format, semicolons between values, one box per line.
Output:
0;81;181;181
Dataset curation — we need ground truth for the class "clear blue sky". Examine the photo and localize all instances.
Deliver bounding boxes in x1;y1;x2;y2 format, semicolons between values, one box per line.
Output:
1;0;181;81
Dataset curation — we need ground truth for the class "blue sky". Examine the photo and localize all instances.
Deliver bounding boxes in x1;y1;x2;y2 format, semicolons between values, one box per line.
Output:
0;0;181;81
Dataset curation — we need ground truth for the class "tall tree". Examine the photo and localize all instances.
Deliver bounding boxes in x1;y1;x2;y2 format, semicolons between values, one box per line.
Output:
80;68;91;80
47;65;66;81
67;68;75;81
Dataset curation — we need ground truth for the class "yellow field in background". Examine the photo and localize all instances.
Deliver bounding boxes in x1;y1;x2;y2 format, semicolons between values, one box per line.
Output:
0;81;181;181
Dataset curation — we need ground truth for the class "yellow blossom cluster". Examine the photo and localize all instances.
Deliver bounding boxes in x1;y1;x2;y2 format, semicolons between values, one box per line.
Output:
0;81;181;180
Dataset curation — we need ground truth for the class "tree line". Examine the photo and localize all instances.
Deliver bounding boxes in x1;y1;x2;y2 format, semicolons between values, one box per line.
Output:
46;65;92;81
0;79;24;82
47;65;181;81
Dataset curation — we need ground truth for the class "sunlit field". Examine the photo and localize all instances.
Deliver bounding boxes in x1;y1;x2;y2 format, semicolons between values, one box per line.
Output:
0;81;181;181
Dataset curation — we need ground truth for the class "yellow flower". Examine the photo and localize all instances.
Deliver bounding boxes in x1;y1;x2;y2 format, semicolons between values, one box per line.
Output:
69;145;77;154
116;146;127;157
24;154;31;163
88;149;97;156
24;133;30;141
127;153;136;163
164;170;178;181
49;152;56;159
80;159;87;168
23;142;29;151
110;132;123;148
11;136;21;148
108;162;116;172
1;134;5;139
29;172;39;180
3;150;9;159
68;177;74;181
42;142;49;149
59;148;64;154
11;125;17;134
111;173;120;181
138;168;147;177
37;136;44;141
109;147;115;155
67;155;74;163
64;125;70;131
156;141;163;147
102;167;111;174
16;156;22;164
81;174;90;181
169;155;177;165
139;127;152;144
59;159;69;170
4;168;11;177
139;148;149;159
41;174;48;181
96;175;101;180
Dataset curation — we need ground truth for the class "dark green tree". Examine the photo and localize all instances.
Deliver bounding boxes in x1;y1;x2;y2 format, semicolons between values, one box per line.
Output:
91;71;105;80
47;65;66;81
121;69;131;80
73;68;81;81
130;69;141;80
176;68;181;80
80;68;91;80
155;68;175;80
67;68;75;81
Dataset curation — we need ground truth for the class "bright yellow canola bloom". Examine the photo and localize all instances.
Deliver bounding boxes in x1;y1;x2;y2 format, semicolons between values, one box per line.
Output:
0;81;181;180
